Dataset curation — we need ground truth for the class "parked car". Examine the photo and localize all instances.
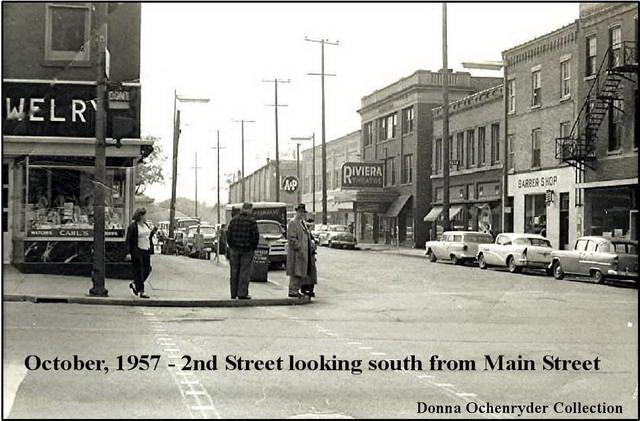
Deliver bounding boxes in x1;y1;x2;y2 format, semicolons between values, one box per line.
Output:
477;233;553;273
550;236;638;283
319;225;349;246
185;224;217;259
256;219;288;267
311;224;328;245
425;231;493;265
326;230;357;249
174;231;188;255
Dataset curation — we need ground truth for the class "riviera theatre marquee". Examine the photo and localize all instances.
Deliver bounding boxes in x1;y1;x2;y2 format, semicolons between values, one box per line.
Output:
2;79;152;278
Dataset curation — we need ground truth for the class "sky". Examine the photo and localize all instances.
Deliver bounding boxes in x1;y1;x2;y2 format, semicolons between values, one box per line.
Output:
140;2;580;206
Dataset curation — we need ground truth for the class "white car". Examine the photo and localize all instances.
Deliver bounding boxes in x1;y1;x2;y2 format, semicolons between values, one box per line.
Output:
476;233;553;274
425;231;493;265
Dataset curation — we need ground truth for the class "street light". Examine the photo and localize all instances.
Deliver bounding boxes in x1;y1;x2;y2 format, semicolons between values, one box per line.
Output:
167;91;210;251
290;135;314;206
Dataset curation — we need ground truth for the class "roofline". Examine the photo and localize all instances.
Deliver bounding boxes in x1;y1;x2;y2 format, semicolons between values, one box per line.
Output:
502;19;578;56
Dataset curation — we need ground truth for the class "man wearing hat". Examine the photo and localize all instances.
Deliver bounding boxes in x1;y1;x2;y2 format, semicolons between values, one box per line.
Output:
286;203;317;298
225;202;260;299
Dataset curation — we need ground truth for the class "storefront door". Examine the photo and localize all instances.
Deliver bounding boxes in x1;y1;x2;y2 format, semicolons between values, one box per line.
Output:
2;161;12;263
559;192;569;250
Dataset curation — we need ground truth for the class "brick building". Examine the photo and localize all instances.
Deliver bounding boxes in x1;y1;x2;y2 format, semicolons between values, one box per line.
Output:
566;3;637;240
299;130;360;225
227;159;298;212
357;70;502;247
2;3;150;276
502;20;581;250
429;84;504;239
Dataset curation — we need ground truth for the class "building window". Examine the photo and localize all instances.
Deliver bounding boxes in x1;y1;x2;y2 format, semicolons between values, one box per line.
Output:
466;129;475;167
435;138;442;173
609;99;624;151
384;157;396;186
2;163;8;233
531;128;542;167
402;154;413;184
609;26;622;68
491;123;500;164
478;126;486;166
44;3;92;63
586;35;597;76
456;132;464;168
560;60;571;98
531;69;542;106
402;106;414;134
379;118;387;142
364;122;373;146
508;134;515;171
560;121;572;139
507;79;516;113
449;135;454;163
388;113;397;139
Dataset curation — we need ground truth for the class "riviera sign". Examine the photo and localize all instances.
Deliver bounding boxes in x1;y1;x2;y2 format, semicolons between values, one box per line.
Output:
341;162;384;189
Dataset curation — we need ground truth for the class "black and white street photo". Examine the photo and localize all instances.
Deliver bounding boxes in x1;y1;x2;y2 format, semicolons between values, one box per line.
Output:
1;2;638;419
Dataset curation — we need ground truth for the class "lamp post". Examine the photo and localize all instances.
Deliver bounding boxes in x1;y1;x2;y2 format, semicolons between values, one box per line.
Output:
167;93;209;247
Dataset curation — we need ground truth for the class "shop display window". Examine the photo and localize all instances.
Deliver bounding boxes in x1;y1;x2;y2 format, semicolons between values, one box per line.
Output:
586;187;634;238
26;166;127;238
525;194;547;235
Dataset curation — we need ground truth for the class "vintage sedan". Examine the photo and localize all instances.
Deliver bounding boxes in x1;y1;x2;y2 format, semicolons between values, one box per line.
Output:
551;236;638;283
185;224;217;259
477;233;553;273
326;230;357;249
319;225;349;246
425;231;493;265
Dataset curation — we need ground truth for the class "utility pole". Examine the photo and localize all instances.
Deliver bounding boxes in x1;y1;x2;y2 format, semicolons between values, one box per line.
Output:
441;3;451;233
291;135;313;206
232;119;255;202
306;36;338;225
263;78;290;202
211;130;225;224
90;1;108;297
192;152;202;217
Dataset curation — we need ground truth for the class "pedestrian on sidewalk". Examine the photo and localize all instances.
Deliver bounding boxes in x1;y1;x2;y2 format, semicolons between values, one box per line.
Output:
287;204;317;298
225;202;260;299
125;208;157;299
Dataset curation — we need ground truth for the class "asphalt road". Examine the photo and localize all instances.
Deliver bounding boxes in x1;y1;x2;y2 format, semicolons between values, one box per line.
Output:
3;248;638;419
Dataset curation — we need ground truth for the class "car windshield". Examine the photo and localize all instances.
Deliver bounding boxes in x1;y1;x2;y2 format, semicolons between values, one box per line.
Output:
329;225;348;232
613;242;637;254
464;234;493;243
513;237;552;247
258;223;283;235
199;227;216;235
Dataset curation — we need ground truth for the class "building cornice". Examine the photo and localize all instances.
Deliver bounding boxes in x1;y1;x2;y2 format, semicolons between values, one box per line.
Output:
432;84;503;119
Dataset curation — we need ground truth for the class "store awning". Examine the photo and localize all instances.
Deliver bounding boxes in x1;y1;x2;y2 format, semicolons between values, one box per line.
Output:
423;207;442;222
383;194;411;218
449;205;463;219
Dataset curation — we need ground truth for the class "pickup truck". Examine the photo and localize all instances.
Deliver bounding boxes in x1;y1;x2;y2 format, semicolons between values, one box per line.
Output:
257;219;288;268
477;233;553;274
551;236;638;283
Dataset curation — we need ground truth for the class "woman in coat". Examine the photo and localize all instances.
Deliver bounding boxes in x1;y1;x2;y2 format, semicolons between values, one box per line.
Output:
286;204;317;298
125;208;157;298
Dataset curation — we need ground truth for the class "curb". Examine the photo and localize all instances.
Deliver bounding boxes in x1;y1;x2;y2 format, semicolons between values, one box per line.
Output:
360;248;426;259
3;294;312;308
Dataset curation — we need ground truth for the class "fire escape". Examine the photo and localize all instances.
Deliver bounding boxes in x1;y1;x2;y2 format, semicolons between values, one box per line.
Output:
555;41;637;204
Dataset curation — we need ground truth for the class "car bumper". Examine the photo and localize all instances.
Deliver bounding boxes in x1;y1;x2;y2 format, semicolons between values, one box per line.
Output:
607;269;639;279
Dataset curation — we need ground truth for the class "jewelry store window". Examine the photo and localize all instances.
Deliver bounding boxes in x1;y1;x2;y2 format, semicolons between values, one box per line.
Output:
26;165;127;239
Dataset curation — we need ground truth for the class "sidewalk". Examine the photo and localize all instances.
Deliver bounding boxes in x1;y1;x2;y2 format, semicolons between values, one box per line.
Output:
358;243;426;259
2;254;310;307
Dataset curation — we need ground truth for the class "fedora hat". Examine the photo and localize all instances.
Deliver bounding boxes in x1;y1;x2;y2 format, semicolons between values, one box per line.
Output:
294;203;307;212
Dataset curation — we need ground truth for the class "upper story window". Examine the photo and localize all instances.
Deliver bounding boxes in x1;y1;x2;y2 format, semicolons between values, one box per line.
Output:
507;79;516;113
586;35;597;76
435;138;442;173
531;69;542;107
491;123;500;164
401;154;413;184
531;128;542;168
466;129;475;167
402;106;414;134
507;134;515;171
560;60;571;99
364;122;373;146
379;113;397;141
609;99;624;151
478;126;486;166
45;3;92;63
609;26;622;68
456;132;464;167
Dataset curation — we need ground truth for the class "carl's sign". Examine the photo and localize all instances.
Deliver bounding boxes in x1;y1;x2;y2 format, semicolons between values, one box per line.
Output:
341;162;384;189
3;81;139;138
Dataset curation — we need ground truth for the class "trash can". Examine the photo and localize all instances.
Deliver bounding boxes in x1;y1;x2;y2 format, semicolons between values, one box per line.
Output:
250;242;269;282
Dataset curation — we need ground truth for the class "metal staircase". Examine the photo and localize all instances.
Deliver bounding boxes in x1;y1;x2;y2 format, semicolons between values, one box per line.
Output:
555;41;637;204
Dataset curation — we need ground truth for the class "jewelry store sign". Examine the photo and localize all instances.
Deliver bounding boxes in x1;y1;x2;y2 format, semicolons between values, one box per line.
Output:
28;228;125;238
341;162;384;189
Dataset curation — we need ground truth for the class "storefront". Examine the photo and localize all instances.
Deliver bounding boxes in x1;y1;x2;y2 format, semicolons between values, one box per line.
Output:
581;179;638;240
508;167;577;250
3;80;150;277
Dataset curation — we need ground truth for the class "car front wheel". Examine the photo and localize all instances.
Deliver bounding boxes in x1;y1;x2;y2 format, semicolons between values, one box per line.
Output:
451;255;460;265
553;261;564;280
592;270;605;284
428;250;437;262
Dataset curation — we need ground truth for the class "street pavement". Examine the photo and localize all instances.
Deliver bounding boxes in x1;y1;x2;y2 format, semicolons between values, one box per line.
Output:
3;246;638;419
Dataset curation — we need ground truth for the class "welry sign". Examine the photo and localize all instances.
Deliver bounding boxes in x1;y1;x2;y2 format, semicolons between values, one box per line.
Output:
341;162;384;189
3;81;139;138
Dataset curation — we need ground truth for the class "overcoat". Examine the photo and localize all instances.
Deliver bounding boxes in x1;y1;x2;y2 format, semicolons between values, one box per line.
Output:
286;217;317;284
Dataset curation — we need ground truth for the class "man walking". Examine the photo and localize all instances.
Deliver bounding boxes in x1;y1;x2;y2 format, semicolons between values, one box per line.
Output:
225;203;260;299
287;204;317;298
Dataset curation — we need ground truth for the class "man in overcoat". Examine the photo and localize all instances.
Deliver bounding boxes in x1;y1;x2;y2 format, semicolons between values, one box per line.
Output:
286;204;317;298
